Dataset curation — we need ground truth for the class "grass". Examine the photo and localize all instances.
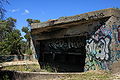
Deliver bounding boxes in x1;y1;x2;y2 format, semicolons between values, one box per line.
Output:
61;70;112;80
28;70;113;80
2;64;42;72
1;65;115;80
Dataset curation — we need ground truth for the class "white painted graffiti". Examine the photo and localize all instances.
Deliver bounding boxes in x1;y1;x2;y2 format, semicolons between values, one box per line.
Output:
86;25;111;61
44;37;86;53
86;36;110;61
85;25;112;71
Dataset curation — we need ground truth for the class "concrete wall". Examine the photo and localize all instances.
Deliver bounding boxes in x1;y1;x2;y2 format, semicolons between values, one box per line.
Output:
85;15;120;72
0;70;86;80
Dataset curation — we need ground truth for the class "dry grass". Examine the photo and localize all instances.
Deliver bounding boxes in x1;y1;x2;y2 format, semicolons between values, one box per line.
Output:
27;70;113;80
2;64;42;72
65;70;112;80
2;65;120;80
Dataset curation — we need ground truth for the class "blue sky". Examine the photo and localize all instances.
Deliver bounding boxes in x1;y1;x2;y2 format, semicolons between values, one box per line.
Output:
5;0;120;36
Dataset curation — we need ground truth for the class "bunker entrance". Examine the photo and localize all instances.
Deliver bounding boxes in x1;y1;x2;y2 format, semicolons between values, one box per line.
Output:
39;36;86;72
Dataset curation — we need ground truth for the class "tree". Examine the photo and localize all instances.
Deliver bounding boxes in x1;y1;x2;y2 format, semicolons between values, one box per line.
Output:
26;18;40;27
4;29;23;55
0;17;25;55
21;19;40;55
22;26;29;33
22;19;40;47
0;17;16;41
6;17;16;31
0;0;9;19
22;26;30;48
0;29;24;55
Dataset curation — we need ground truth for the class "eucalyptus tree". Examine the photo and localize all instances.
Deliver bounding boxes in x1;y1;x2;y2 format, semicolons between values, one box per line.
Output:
22;19;40;48
0;17;24;55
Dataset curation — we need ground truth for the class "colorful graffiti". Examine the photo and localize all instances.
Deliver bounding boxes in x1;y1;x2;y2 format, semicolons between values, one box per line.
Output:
111;24;120;62
117;25;120;42
85;25;112;71
113;25;120;43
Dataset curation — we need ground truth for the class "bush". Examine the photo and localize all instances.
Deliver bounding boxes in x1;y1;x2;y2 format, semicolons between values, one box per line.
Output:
25;49;32;55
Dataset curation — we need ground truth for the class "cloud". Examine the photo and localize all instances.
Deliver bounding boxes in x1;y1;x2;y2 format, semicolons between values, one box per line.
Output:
9;9;19;13
22;9;30;15
24;9;29;14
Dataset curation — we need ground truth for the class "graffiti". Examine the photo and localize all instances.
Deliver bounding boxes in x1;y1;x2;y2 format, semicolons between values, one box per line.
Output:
111;24;120;63
111;51;120;62
85;25;112;71
112;25;120;43
117;25;120;42
43;37;86;53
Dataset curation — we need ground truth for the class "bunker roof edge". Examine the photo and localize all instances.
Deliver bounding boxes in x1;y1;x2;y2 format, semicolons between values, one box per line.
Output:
31;8;120;30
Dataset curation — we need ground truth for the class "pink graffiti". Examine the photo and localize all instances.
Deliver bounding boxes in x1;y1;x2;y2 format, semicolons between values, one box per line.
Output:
118;26;120;42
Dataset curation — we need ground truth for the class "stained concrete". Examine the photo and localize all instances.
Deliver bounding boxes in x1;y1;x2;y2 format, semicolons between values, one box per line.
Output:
30;8;120;73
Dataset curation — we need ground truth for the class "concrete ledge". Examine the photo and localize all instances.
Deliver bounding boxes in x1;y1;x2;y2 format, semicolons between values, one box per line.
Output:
0;70;84;80
0;61;39;67
31;8;120;29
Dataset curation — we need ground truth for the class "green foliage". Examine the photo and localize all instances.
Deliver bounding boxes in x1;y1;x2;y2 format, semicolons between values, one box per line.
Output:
43;64;54;72
26;19;33;25
33;20;40;23
26;18;40;26
2;74;9;80
0;17;36;55
22;26;31;49
22;19;40;55
22;27;30;41
20;40;27;54
0;17;27;55
25;49;32;55
59;16;67;19
0;29;23;55
2;64;40;72
22;26;29;33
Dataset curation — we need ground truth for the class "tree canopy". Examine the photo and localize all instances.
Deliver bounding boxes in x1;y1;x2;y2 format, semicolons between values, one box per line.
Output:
0;17;40;55
0;0;9;19
0;18;23;55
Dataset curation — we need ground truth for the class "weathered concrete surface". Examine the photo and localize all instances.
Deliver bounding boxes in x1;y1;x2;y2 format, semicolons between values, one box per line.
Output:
0;55;36;62
0;70;82;80
31;8;120;32
111;59;120;74
30;8;120;73
0;61;39;67
0;70;111;80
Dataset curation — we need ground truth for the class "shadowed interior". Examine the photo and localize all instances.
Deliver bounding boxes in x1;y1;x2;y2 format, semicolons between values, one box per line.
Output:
39;36;86;72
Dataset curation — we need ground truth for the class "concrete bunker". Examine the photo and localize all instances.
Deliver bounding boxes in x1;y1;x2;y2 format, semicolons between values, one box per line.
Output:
31;17;108;72
31;8;120;73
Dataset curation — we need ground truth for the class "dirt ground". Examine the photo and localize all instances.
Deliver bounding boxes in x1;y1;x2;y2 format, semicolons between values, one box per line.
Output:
0;61;120;80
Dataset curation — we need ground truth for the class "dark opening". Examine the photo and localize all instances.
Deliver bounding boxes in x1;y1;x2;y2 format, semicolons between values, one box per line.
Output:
39;36;86;72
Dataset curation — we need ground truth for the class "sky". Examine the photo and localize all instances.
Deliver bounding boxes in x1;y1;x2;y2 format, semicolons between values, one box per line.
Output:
5;0;120;36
